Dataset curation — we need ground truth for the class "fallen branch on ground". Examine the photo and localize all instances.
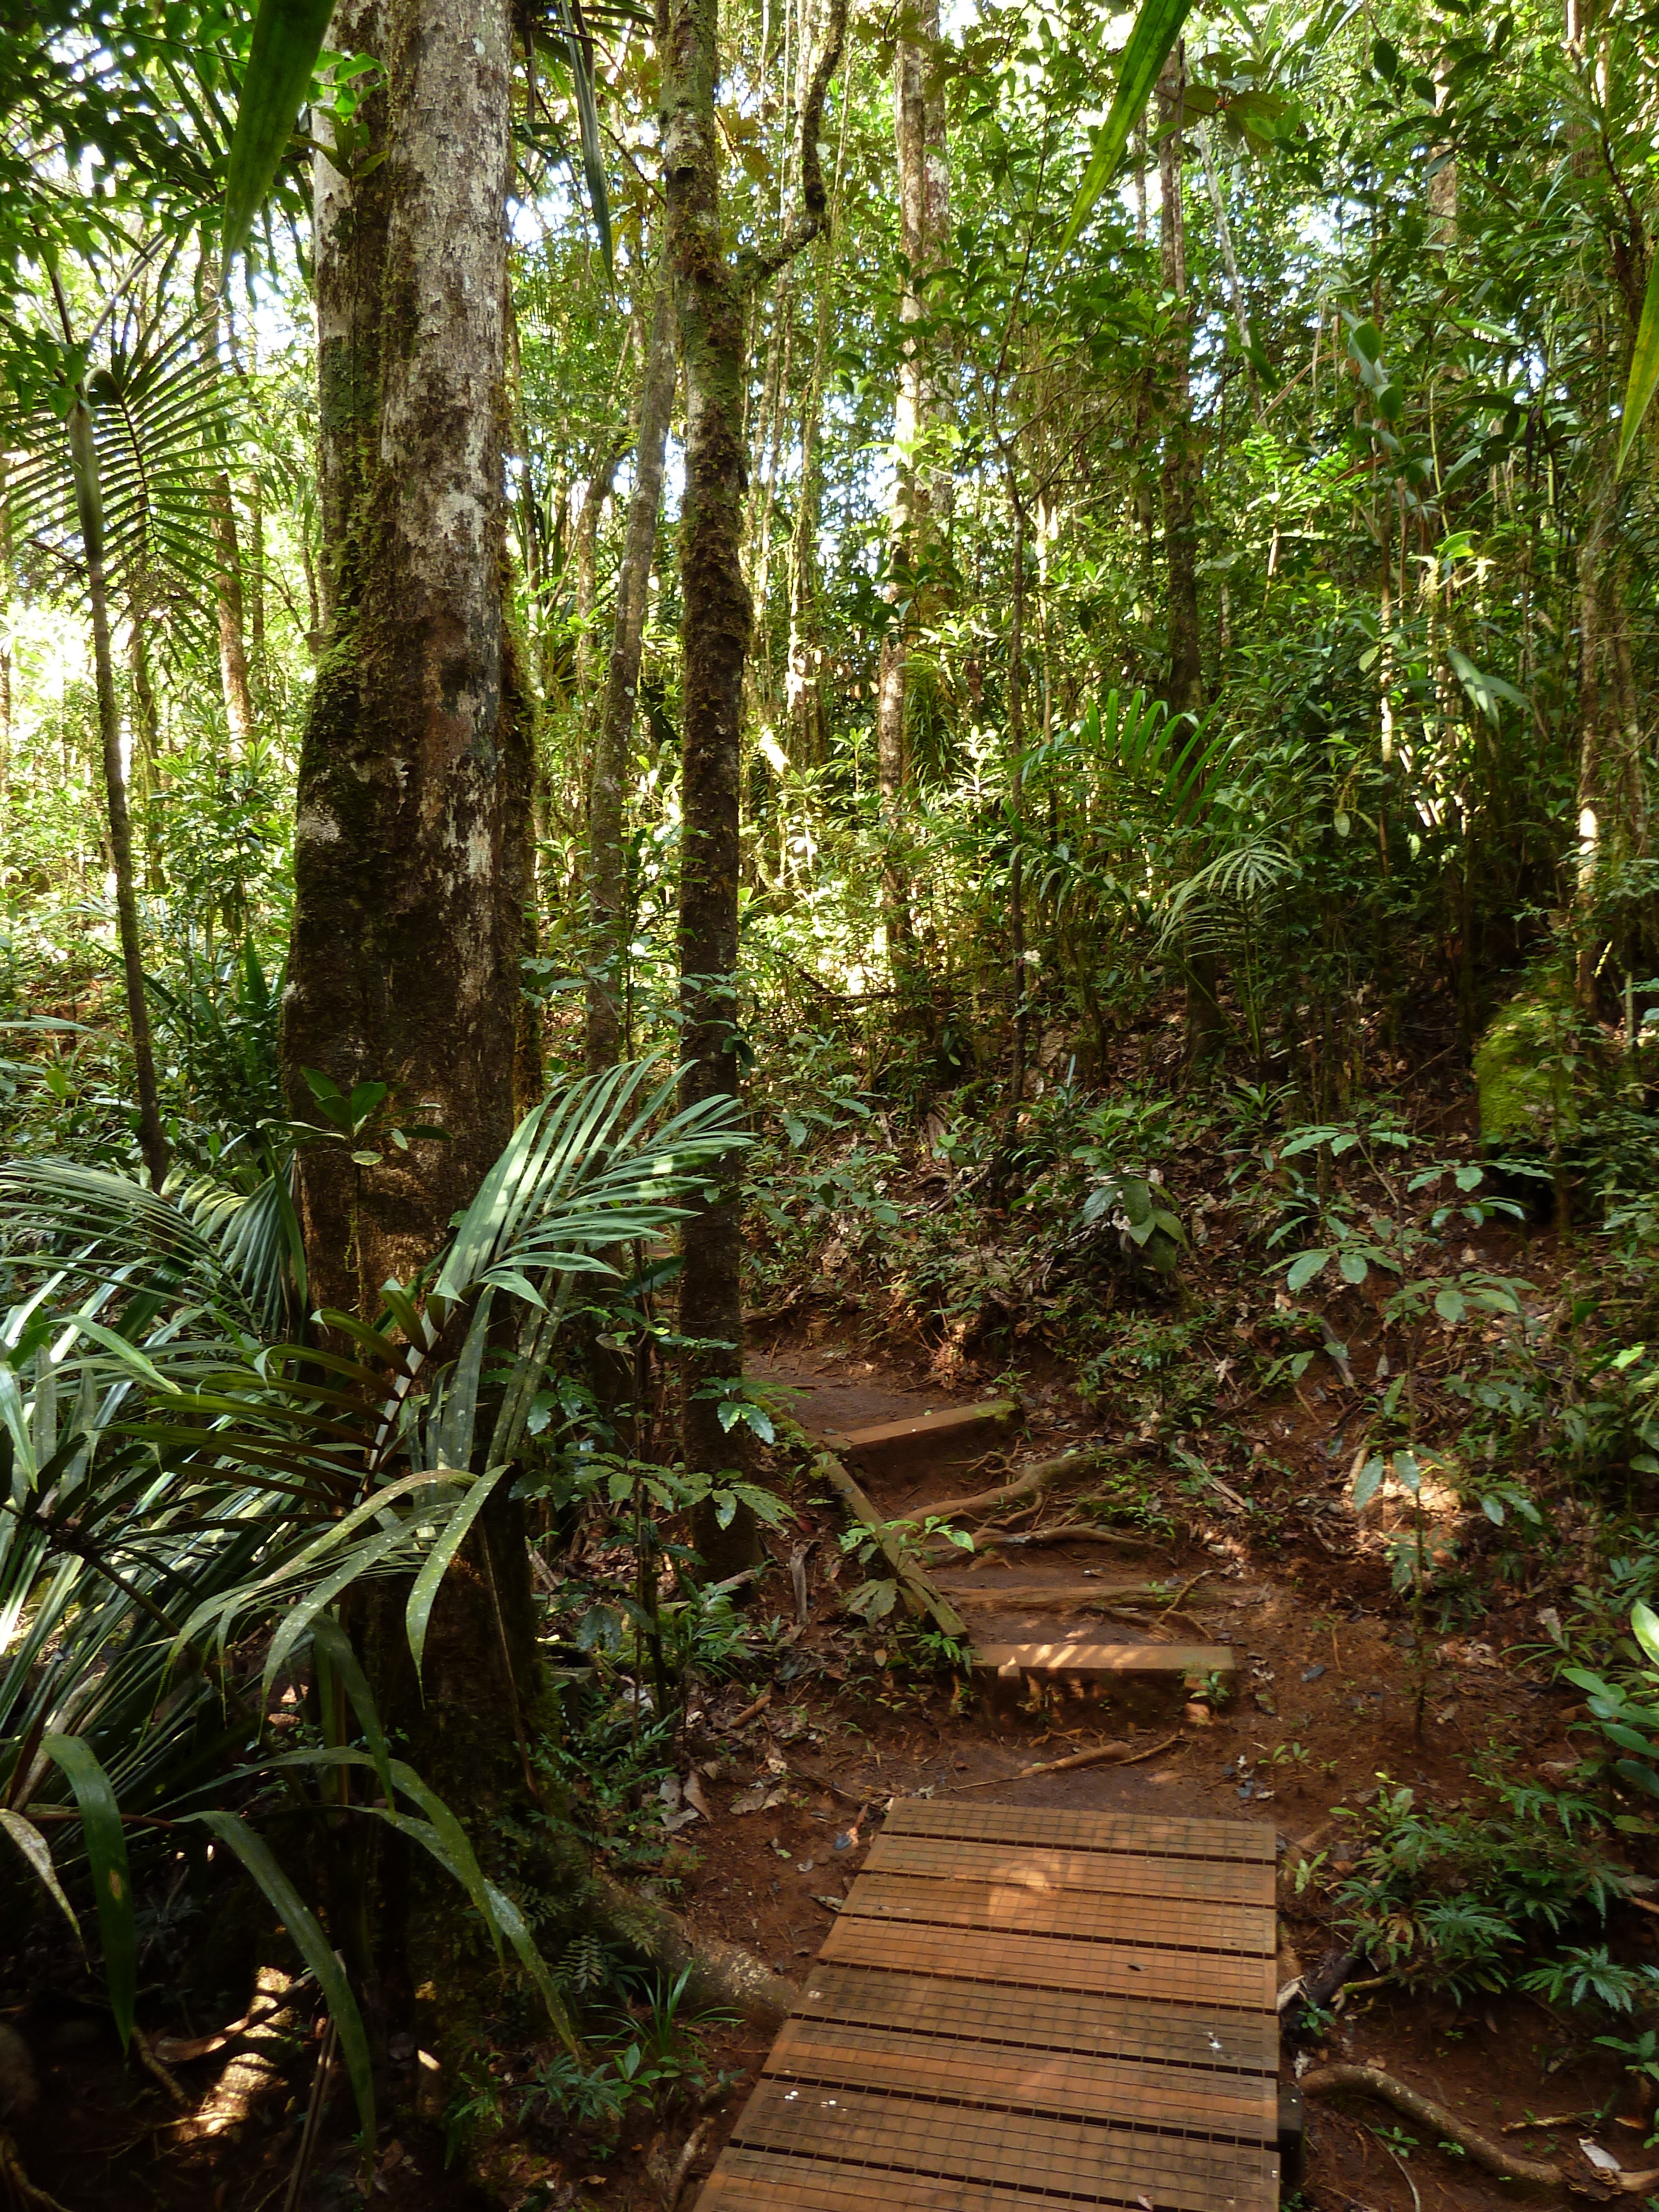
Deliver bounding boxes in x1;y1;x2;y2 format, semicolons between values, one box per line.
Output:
1299;2064;1560;2187
944;1731;1183;1790
786;1417;968;1641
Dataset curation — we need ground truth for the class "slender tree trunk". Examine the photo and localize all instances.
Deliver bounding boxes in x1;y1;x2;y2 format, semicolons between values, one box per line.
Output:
0;458;12;812
1159;47;1202;718
65;398;169;1184
665;0;845;1574
875;0;949;981
576;435;628;707
1197;122;1259;419
199;264;255;749
587;263;677;1074
1007;483;1029;1116
127;614;164;888
1575;465;1611;1004
666;0;759;1576
1160;48;1218;1059
285;0;531;1316
210;476;254;750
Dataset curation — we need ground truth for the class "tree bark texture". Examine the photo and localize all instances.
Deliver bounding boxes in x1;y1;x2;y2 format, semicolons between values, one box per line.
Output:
875;0;950;967
665;0;757;1575
283;0;533;1318
587;263;677;1074
665;0;845;1574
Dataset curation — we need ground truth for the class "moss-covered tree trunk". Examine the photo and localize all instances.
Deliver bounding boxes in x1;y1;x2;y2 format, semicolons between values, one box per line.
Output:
284;0;533;1318
664;0;757;1576
279;0;541;2005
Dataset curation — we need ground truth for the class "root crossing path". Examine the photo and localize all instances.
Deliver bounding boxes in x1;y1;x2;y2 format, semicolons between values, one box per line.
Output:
693;1796;1282;2210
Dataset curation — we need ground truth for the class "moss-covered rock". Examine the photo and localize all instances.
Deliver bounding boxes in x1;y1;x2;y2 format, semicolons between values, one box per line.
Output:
1472;968;1583;1151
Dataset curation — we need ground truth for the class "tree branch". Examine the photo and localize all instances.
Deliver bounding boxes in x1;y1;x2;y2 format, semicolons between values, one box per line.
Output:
739;0;849;289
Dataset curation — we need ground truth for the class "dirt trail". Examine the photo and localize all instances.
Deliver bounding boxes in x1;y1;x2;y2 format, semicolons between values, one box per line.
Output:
714;1334;1628;2211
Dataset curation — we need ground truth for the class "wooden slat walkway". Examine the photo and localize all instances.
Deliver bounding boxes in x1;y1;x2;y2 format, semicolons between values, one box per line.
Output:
694;1798;1280;2211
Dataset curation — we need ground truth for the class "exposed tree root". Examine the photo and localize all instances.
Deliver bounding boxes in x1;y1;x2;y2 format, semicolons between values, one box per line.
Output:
1300;2063;1561;2185
591;1871;798;2027
0;2133;74;2212
909;1444;1115;1528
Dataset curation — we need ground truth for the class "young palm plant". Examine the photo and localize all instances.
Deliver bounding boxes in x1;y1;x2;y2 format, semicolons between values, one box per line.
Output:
0;1060;744;2150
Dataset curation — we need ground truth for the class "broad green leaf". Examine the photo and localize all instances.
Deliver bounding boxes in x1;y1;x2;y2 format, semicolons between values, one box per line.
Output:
1620;249;1659;478
1632;1600;1659;1672
1434;1285;1467;1324
42;1735;134;2049
1060;0;1197;253
223;0;340;272
1393;1448;1421;1495
307;1612;394;1809
0;1809;81;1944
1447;646;1526;726
195;1812;375;2149
1338;1249;1369;1286
481;1876;582;2054
1352;1454;1385;1511
1286;1249;1329;1292
406;1469;502;1689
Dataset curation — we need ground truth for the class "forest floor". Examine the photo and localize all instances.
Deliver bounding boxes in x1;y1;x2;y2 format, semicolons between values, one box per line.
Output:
6;1217;1651;2211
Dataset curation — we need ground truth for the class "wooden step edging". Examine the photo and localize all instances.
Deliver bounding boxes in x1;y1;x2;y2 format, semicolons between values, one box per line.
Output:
822;1396;1018;1458
973;1640;1234;1680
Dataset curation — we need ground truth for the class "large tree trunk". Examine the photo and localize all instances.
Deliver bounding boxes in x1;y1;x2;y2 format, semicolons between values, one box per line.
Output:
874;0;949;980
587;263;677;1074
283;0;532;1319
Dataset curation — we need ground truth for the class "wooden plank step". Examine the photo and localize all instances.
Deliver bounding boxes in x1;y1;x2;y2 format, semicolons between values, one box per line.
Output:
866;1832;1272;1906
822;1398;1017;1455
696;2144;1271;2212
840;1873;1271;1955
766;2018;1277;2140
698;1802;1280;2209
975;1639;1233;1676
730;2079;1280;2211
883;1798;1276;1861
820;1914;1276;2010
792;1964;1278;2072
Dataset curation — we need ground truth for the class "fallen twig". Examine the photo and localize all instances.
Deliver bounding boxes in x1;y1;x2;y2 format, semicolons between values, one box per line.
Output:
1300;2064;1560;2186
1158;1573;1206;1616
943;1731;1183;1790
803;1444;968;1639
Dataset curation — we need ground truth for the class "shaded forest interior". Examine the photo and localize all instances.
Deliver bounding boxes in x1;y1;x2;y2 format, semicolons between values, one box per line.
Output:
8;0;1659;2206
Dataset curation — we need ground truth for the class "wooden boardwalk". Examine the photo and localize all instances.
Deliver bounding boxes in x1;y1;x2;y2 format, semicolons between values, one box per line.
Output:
695;1798;1280;2211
